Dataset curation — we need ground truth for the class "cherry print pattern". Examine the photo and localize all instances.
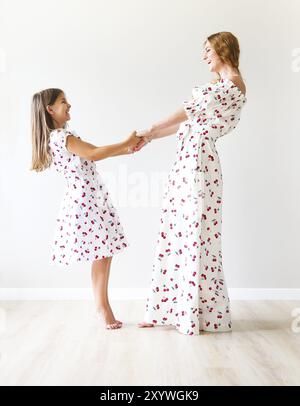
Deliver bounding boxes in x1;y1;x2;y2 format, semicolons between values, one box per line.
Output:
48;129;129;267
143;78;247;335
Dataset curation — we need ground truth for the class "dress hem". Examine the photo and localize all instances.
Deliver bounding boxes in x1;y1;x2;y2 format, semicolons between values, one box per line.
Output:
142;317;233;335
48;241;129;268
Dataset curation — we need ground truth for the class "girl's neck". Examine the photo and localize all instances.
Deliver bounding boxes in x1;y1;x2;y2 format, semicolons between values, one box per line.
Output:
53;121;66;130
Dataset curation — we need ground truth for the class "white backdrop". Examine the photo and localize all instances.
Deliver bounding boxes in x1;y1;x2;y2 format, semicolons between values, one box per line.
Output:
0;0;299;296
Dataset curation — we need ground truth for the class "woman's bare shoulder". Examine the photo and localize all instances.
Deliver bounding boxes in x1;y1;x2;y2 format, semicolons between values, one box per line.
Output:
229;76;246;96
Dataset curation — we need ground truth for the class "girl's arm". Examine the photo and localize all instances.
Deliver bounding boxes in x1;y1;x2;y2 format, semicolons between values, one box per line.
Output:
65;131;141;161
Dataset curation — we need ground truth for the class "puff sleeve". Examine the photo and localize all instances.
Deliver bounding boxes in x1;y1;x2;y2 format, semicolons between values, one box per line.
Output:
49;128;81;171
52;128;82;150
204;83;247;137
56;128;77;151
182;86;206;121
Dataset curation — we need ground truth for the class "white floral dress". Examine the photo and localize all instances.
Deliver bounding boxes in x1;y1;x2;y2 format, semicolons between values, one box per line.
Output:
48;128;129;267
143;78;247;335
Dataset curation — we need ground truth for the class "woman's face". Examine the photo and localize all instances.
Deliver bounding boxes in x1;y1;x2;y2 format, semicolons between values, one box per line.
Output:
202;41;221;73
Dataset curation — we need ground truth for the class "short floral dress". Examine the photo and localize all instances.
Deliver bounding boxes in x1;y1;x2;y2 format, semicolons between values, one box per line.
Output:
48;128;129;267
143;78;247;335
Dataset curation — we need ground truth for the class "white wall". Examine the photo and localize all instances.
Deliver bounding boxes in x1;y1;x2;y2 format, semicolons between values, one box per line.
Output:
0;0;299;293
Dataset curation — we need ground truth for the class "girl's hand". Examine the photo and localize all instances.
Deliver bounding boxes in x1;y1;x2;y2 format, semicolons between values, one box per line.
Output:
133;130;153;152
123;131;143;154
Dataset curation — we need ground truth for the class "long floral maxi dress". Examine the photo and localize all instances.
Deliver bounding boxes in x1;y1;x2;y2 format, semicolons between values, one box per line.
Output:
143;78;247;335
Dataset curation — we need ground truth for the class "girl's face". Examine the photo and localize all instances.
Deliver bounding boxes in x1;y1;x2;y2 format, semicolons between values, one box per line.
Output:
202;41;222;73
47;92;71;128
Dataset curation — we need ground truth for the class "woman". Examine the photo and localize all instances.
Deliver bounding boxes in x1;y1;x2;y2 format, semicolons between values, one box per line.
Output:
135;31;247;335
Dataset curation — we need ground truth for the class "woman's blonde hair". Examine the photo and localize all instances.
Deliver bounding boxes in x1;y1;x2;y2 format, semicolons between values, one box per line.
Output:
204;31;243;81
30;88;64;172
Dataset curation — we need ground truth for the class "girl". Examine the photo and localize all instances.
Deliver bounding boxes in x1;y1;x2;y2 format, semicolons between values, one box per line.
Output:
30;88;141;330
135;32;247;335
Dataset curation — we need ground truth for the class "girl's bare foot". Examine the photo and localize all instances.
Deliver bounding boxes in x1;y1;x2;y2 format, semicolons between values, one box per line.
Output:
138;322;155;328
107;303;122;326
95;307;122;330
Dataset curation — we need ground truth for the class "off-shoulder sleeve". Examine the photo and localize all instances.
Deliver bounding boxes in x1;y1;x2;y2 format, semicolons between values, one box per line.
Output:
182;84;212;121
183;85;206;120
182;81;246;137
205;83;247;137
183;97;200;121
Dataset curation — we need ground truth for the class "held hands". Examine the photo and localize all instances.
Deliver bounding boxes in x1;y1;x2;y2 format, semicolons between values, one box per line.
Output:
124;130;153;154
124;131;143;154
132;129;153;153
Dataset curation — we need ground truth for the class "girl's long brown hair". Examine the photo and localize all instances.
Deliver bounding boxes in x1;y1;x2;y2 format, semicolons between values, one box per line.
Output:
30;88;63;172
204;31;243;81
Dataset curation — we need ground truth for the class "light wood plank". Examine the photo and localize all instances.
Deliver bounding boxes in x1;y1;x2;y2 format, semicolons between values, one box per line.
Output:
0;300;299;386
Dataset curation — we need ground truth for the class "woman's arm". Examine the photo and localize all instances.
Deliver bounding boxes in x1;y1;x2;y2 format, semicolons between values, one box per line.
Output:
150;123;181;139
139;123;181;141
65;131;141;161
149;107;188;140
133;107;188;152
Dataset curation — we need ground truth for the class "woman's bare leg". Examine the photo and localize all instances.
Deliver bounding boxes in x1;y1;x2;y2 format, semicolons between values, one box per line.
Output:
91;256;122;329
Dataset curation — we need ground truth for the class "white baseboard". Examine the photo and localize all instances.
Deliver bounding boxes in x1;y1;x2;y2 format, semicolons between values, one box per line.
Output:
0;288;148;301
0;288;300;301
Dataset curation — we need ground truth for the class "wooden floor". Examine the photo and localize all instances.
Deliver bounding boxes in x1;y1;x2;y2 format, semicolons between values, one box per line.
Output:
0;300;299;386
